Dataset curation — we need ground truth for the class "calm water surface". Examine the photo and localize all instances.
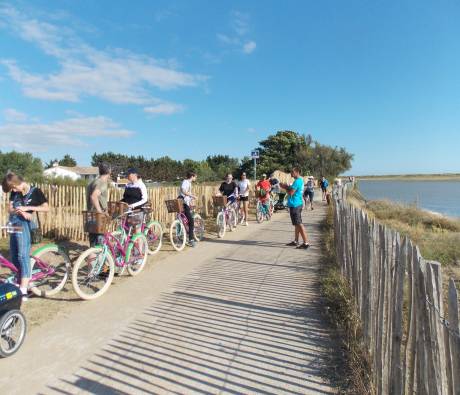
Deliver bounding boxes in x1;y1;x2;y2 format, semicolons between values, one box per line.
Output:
358;180;460;218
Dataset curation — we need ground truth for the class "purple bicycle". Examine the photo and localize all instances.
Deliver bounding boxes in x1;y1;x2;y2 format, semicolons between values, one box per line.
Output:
0;225;70;297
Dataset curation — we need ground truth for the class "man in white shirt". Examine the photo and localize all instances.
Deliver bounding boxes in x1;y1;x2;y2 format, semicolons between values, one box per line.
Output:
179;171;197;247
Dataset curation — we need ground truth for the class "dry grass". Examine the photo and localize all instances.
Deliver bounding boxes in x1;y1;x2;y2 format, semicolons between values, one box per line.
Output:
320;205;374;394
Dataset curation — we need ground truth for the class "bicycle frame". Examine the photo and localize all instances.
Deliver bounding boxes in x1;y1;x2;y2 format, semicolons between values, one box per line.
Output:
0;253;55;285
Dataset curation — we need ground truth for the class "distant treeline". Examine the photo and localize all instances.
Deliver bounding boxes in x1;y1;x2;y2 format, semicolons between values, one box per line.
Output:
0;130;353;184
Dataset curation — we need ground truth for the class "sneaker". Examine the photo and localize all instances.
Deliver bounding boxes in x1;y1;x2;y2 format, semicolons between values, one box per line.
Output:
286;241;298;246
244;221;248;226
240;218;245;225
187;240;196;248
296;243;310;250
20;288;28;302
311;206;314;210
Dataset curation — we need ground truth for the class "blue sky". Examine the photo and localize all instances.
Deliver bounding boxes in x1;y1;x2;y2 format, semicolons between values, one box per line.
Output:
0;0;459;175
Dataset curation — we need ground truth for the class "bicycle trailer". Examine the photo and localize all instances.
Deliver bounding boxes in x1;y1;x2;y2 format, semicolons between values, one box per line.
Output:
0;283;22;315
274;192;288;211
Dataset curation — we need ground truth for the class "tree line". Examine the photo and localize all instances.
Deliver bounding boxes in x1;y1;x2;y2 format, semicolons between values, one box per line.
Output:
0;130;353;184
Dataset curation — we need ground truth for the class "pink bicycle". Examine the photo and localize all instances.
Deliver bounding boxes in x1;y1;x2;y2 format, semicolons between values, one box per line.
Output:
0;225;70;297
71;210;148;300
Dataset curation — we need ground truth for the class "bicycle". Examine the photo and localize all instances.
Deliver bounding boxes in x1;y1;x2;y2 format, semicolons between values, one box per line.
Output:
213;196;237;238
256;199;272;223
0;224;70;297
108;202;163;256
165;198;205;252
0;282;26;358
71;210;148;300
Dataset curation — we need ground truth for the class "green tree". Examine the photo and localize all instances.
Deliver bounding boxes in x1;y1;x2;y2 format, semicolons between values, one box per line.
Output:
58;154;77;167
0;151;44;181
206;155;240;180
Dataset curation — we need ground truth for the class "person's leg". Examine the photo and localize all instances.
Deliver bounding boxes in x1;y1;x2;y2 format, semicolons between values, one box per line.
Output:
17;221;31;290
297;224;308;243
243;200;249;222
184;204;194;241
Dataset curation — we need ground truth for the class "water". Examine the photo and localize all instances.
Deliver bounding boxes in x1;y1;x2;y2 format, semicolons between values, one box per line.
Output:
358;180;460;218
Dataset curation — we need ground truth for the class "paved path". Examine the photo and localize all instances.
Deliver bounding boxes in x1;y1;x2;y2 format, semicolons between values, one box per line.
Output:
1;203;337;394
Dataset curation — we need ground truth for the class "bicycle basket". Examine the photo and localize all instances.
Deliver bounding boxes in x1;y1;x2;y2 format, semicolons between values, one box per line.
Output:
82;211;110;234
107;201;129;217
126;211;144;226
165;199;184;213
212;196;227;207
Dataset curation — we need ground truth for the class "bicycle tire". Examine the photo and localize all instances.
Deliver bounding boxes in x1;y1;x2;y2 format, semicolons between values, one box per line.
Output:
228;208;237;231
126;234;148;276
256;201;265;223
29;244;70;297
216;212;226;238
193;214;205;242
0;310;26;358
169;219;186;251
145;220;163;255
71;247;115;300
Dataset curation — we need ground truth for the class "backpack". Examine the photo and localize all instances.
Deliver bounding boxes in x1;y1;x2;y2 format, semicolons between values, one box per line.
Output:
258;188;267;198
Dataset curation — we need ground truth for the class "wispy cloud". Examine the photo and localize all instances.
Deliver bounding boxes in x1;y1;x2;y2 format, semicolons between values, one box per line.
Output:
217;11;256;55
143;103;184;115
0;5;205;112
0;114;134;151
3;108;28;122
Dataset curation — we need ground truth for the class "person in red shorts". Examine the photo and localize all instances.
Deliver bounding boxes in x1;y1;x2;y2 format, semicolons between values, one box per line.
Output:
256;173;271;212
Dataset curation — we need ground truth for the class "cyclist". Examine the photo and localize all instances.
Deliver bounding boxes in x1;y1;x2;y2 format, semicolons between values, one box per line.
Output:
121;168;148;209
304;176;315;210
216;173;238;205
2;172;49;300
237;172;250;226
256;173;271;213
280;167;310;249
179;171;198;247
86;163;111;247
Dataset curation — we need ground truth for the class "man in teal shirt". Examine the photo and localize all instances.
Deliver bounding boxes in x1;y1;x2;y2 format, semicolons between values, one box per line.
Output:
280;167;310;249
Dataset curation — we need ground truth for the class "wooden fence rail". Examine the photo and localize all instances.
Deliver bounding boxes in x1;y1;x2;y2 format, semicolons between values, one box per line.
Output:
333;183;460;395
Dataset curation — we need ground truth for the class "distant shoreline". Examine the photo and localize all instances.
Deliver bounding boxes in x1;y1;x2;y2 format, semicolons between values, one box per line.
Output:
351;174;460;181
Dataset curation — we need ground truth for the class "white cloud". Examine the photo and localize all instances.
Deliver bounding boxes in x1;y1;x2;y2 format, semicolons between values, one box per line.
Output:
144;103;184;115
0;5;205;111
0;115;134;151
243;41;257;54
217;11;256;55
247;127;256;133
3;108;28;122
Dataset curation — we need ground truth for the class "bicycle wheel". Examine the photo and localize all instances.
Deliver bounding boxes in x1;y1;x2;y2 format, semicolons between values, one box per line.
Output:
126;234;148;276
145;221;163;255
193;214;205;242
72;247;115;300
216;211;226;238
256;202;265;223
0;310;26;358
228;208;237;231
169;219;186;251
29;244;70;297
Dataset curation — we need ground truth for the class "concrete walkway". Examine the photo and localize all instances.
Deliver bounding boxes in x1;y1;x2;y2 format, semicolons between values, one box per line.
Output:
1;203;337;394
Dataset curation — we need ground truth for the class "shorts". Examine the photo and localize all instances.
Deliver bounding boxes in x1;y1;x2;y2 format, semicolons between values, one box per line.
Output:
89;233;104;247
239;196;249;202
304;190;314;202
321;187;327;192
289;206;303;225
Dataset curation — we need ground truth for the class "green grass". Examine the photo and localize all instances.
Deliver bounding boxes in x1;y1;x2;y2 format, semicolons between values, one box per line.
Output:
348;186;460;266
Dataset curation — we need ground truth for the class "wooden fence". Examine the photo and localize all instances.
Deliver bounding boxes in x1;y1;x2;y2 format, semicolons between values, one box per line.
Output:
333;183;460;394
0;184;217;241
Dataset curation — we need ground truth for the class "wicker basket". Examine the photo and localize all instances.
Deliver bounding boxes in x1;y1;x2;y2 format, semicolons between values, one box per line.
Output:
213;195;228;207
82;211;110;234
126;211;145;226
165;199;184;213
107;201;129;217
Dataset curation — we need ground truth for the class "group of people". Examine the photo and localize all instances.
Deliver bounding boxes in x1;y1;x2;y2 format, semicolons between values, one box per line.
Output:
1;163;329;300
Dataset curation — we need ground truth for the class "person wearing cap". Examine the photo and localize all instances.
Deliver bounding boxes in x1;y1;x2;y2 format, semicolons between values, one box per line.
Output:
121;168;148;210
256;173;271;212
304;175;315;210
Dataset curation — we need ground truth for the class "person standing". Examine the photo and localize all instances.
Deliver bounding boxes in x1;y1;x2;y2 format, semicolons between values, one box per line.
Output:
303;176;315;210
237;172;250;226
86;163;111;247
320;176;329;201
281;167;310;249
121;168;148;209
179;171;198;247
2;172;49;300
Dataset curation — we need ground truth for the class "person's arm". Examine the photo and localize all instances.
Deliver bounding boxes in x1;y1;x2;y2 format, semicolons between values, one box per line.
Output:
91;188;104;213
16;189;49;213
130;183;148;209
181;180;196;199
